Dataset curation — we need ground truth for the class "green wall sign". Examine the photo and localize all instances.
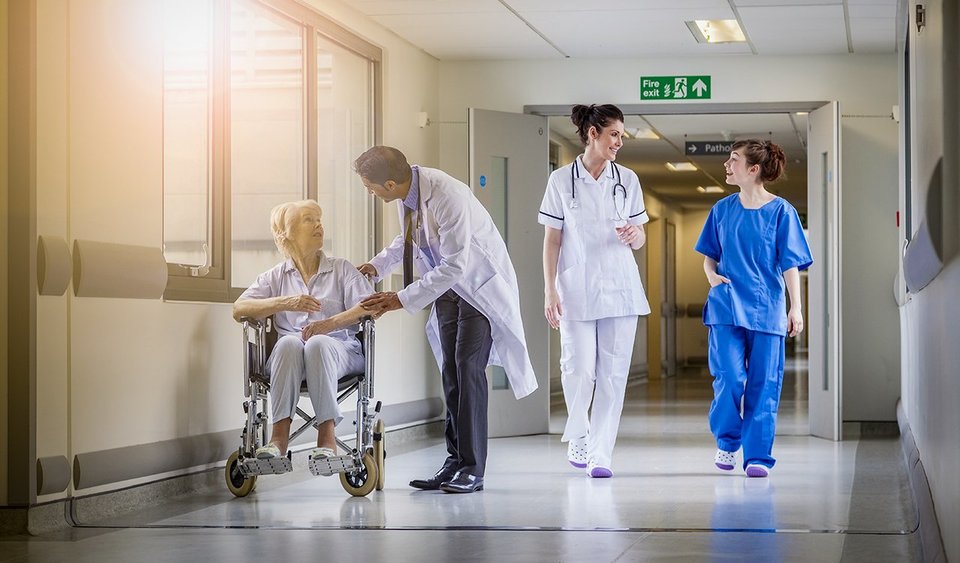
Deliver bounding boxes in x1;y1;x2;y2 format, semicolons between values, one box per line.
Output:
640;76;711;100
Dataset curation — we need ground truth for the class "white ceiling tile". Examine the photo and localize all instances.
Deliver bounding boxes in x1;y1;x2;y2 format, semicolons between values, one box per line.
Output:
509;0;731;11
849;18;896;53
349;1;504;16
523;8;750;57
738;5;849;54
734;0;841;5
368;12;560;59
848;4;897;18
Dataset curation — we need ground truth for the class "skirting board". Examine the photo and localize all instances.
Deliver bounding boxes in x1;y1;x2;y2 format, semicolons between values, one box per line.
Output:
73;397;442;490
897;401;946;563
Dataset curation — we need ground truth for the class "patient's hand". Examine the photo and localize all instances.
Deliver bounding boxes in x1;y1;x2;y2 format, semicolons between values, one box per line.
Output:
285;294;322;313
357;263;378;278
302;319;334;341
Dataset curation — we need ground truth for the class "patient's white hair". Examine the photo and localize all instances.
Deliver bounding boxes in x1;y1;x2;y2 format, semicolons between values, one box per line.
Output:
270;200;322;258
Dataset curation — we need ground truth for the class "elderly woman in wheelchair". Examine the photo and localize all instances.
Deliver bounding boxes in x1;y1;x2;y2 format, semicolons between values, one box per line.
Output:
232;199;373;478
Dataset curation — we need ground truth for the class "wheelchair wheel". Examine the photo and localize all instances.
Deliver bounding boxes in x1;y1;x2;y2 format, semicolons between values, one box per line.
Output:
225;450;256;497
340;453;378;497
373;419;386;491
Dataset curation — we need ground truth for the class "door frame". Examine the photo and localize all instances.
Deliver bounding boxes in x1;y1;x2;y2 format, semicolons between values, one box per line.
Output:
525;101;842;439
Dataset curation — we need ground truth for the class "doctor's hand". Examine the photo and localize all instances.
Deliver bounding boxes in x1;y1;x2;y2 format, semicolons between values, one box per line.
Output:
707;272;732;288
544;289;563;330
361;292;402;317
357;263;378;279
284;294;322;313
787;308;804;338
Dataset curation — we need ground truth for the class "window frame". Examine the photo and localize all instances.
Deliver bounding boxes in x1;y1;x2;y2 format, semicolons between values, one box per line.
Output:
163;0;382;303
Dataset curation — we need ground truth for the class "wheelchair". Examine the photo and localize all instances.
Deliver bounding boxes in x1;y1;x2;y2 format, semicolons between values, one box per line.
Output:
224;315;385;498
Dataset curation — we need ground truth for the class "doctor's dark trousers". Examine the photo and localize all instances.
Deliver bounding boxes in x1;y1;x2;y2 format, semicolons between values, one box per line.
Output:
435;289;493;478
708;324;785;470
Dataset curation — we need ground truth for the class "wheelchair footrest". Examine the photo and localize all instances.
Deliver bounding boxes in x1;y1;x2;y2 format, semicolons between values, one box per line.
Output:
308;454;356;477
239;456;293;476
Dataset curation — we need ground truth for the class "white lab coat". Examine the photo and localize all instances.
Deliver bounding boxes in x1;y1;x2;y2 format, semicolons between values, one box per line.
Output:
368;167;538;400
538;156;652;321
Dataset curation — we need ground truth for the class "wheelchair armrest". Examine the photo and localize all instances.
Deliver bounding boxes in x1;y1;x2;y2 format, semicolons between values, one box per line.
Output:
240;317;265;329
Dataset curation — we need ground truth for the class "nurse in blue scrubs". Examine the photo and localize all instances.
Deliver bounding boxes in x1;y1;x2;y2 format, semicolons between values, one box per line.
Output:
695;139;813;478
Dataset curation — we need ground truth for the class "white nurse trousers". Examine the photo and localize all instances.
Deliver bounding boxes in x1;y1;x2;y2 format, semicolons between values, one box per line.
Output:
559;315;638;469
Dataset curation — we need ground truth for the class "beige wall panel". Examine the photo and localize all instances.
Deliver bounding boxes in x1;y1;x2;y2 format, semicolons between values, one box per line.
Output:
679;210;711;363
70;299;239;454
841;117;900;420
69;0;162;247
0;0;10;505
901;1;960;560
34;0;70;500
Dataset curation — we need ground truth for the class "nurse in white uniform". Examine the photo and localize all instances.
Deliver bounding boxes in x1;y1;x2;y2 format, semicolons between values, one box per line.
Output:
539;104;651;478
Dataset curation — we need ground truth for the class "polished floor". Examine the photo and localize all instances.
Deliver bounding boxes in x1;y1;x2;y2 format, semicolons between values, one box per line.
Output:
1;363;920;562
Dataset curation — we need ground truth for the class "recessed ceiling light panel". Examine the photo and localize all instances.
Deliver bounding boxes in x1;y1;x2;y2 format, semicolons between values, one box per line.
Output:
686;19;746;44
666;162;698;172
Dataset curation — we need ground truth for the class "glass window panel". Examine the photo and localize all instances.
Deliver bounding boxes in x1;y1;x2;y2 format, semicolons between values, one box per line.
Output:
162;0;213;268
316;33;372;266
231;0;305;288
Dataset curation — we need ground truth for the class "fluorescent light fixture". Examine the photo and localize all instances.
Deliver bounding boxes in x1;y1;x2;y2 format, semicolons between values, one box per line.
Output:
795;111;809;116
697;186;725;194
626;127;660;140
686;19;747;44
666;162;698;172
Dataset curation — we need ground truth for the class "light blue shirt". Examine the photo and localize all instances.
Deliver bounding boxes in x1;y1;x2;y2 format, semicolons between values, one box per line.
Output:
238;251;373;349
695;194;813;335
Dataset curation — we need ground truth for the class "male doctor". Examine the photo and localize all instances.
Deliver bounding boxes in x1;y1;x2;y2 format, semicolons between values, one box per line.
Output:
354;146;537;494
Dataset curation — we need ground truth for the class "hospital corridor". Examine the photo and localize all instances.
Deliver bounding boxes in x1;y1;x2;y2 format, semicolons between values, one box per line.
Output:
1;1;958;562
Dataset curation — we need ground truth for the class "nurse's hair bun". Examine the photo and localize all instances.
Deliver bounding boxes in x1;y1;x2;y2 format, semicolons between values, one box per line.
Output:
570;104;624;145
731;139;787;183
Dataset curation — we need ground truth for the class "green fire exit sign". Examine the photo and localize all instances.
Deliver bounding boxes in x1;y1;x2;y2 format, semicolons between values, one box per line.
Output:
640;76;711;100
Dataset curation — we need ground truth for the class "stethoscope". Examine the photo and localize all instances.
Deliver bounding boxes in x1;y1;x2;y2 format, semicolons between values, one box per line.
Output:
569;159;628;221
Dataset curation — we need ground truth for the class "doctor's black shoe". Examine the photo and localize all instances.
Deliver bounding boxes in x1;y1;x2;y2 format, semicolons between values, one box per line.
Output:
439;472;484;493
409;467;457;490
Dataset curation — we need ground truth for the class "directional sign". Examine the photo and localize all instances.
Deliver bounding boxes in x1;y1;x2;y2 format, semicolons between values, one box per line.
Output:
640;75;711;100
685;141;734;156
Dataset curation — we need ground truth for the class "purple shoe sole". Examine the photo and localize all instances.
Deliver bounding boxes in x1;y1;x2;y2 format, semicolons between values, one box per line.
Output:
715;463;735;471
569;460;587;469
745;465;769;478
589;466;613;478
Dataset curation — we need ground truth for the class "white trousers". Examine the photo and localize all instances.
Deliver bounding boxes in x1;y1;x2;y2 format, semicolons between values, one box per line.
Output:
559;315;638;468
267;334;364;427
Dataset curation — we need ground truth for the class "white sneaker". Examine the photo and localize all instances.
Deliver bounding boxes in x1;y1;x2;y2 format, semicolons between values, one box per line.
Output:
586;460;613;478
714;449;736;471
255;443;283;460
307;447;337;476
745;464;770;478
567;436;589;469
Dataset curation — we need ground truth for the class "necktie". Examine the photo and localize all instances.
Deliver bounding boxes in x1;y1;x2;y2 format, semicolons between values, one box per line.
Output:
403;205;414;287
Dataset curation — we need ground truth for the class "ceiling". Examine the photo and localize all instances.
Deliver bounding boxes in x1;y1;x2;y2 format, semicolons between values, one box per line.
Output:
349;0;898;60
550;112;809;210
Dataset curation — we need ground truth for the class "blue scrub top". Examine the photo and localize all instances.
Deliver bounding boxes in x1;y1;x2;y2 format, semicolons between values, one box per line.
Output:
695;194;813;336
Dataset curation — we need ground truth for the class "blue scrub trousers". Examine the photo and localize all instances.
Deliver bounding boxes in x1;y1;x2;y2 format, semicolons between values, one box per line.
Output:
707;325;785;469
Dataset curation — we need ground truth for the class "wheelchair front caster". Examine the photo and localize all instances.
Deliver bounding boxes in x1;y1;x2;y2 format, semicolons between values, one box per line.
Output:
373;419;386;491
225;450;257;497
340;453;378;497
